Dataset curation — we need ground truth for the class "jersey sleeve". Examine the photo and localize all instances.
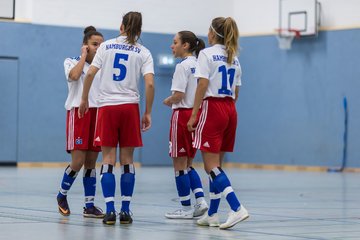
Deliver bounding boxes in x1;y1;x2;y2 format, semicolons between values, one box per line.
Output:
141;49;155;76
194;50;210;79
64;58;76;82
235;64;242;86
91;42;105;69
170;64;188;93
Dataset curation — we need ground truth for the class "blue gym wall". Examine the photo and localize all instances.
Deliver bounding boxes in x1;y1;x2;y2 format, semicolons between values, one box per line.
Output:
231;29;360;168
0;22;359;168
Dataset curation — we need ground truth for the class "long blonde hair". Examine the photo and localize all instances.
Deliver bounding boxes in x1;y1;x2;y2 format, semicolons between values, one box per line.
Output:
211;17;239;64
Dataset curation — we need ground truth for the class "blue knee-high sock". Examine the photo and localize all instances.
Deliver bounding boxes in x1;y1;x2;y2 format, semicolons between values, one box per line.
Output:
210;167;241;212
83;168;96;208
188;167;205;202
208;177;221;216
57;165;78;199
175;170;191;207
100;164;116;213
120;164;135;213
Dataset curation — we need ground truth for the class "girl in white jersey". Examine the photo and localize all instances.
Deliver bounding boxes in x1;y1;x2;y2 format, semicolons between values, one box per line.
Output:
79;12;155;225
187;17;249;229
163;31;208;219
57;26;105;218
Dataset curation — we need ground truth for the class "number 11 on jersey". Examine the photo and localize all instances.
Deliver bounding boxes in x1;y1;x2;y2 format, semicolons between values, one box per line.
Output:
218;65;235;96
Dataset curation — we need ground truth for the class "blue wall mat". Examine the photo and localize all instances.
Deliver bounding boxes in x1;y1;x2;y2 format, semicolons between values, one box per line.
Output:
227;29;360;167
1;22;359;167
0;57;18;163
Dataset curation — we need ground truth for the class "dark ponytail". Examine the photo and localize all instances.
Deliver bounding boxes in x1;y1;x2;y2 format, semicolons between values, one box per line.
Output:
82;26;103;44
194;38;205;57
177;31;205;57
122;12;142;45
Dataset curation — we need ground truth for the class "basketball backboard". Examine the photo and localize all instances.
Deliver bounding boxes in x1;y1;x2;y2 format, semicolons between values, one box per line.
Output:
0;0;15;19
279;0;320;37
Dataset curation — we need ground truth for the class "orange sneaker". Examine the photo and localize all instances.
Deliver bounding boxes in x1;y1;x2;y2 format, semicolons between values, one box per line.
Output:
57;196;70;216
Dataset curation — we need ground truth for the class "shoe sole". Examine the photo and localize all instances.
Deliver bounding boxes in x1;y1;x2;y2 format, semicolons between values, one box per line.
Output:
165;215;193;219
120;219;133;224
103;221;116;225
210;223;220;227
219;215;249;230
197;222;220;227
197;218;220;227
58;207;70;216
83;214;106;218
120;221;133;224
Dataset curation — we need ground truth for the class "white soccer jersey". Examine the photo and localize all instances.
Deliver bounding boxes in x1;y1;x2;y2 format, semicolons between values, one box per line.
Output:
195;44;242;99
91;36;154;107
64;57;101;110
170;56;197;109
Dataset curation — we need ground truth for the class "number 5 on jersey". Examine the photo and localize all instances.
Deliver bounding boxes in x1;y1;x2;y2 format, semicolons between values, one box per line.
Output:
218;65;235;96
113;53;129;81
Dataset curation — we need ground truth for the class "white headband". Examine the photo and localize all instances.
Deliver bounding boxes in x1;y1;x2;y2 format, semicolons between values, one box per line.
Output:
210;24;224;38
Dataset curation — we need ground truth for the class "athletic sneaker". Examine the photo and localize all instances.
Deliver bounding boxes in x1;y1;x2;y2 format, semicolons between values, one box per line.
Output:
165;208;194;219
197;213;220;227
57;196;70;216
83;206;105;218
219;205;249;230
119;211;133;224
193;201;208;217
103;211;117;225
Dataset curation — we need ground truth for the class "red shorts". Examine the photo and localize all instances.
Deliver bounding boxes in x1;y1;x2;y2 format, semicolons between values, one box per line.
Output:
66;107;100;152
94;104;142;148
169;108;196;158
193;97;237;153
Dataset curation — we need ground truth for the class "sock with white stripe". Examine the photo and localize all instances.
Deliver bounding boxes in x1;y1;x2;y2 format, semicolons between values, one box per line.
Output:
83;168;96;208
188;166;205;204
175;170;191;208
210;167;241;212
120;164;135;213
208;177;221;216
100;164;116;213
57;165;78;199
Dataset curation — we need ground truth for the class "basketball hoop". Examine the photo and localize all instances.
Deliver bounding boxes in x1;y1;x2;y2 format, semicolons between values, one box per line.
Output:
275;29;301;50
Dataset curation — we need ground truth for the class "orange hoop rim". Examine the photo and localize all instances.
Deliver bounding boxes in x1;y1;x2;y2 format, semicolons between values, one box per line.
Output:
275;28;301;38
